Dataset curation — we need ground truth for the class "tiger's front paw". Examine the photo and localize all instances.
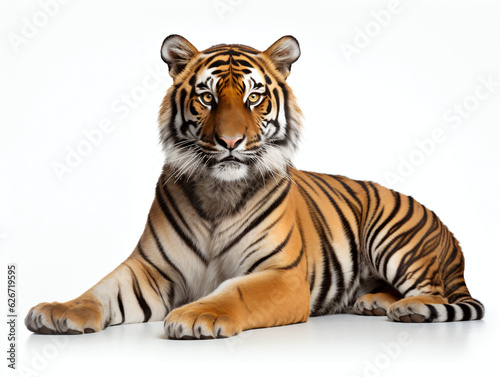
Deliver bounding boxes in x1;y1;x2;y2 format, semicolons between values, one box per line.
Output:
25;297;104;335
164;302;242;340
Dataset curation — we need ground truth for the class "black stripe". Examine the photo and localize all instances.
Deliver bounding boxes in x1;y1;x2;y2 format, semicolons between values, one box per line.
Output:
117;289;125;325
279;245;304;271
128;266;152;323
229;177;285;227
216;180;291;258
232;52;266;74
168;86;179;140
237;287;252;314
368;191;401;252
104;301;112;329
366;210;384;265
392;214;440;288
309;264;316;293
189;101;199;116
320;174;363;230
445;304;455;322
376;196;416;261
380;204;427;280
464;300;484;319
425;304;438;322
234;59;254;68
277;81;291;143
246;233;268;252
208;59;229;69
192;51;234;75
178;183;210;221
264;99;272;115
247;226;294;274
297;172;319;195
296;181;344;314
280;216;306;272
310;212;333;315
142;266;160;294
145;216;186;284
363;183;382;266
458;303;471;321
329;175;364;210
399;261;434;296
308;173;360;284
364;182;383;244
263;210;287;232
268;87;284;141
193;49;262;79
137;242;176;286
156;182;208;265
188;73;197;86
239;234;268;267
447;291;469;303
179;89;189;134
140;262;166;307
356;180;372;231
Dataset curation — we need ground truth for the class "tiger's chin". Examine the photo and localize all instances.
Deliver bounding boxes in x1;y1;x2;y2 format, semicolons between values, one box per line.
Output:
210;161;249;182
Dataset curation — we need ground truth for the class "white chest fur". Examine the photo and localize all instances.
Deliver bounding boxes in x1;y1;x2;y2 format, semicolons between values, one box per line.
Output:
161;176;286;307
173;215;265;306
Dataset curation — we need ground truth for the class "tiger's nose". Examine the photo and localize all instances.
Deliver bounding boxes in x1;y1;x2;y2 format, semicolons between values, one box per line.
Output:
215;134;244;150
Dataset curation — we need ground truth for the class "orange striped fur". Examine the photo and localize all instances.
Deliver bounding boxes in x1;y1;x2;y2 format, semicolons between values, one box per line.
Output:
26;35;483;339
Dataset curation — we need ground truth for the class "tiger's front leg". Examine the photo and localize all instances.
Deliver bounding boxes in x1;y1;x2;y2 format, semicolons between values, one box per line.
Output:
25;253;173;334
165;268;310;339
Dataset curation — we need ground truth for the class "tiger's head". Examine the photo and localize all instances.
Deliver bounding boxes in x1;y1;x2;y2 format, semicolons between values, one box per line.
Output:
158;35;302;183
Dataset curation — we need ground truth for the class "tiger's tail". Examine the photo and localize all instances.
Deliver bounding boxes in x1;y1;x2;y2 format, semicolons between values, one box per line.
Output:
429;289;485;322
429;244;485;321
434;275;485;322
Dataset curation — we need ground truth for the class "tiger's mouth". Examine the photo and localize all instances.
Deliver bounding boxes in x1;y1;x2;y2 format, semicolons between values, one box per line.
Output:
208;155;249;167
208;154;250;182
219;156;245;164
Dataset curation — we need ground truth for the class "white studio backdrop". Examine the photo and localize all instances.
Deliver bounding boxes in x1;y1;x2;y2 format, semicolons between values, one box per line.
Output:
0;0;499;376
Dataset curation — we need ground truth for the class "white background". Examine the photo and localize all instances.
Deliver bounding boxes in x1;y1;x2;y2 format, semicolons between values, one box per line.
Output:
1;0;499;376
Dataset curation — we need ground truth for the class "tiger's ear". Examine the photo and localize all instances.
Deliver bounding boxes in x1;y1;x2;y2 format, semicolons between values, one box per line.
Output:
264;36;301;79
161;35;199;78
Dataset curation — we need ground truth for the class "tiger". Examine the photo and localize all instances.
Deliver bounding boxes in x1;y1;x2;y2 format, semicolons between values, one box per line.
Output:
25;35;484;339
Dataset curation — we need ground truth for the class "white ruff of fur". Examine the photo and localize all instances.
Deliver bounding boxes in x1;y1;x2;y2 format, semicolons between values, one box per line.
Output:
209;161;249;182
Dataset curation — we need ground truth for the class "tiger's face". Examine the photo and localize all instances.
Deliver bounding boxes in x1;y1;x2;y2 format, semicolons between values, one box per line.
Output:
158;35;302;182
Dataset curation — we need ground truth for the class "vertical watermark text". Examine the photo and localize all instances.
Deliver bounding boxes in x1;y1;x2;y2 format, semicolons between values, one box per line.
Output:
6;264;17;370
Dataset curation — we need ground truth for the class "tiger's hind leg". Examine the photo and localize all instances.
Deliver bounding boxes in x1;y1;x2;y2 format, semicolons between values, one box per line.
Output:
361;183;484;322
353;285;403;317
381;260;457;323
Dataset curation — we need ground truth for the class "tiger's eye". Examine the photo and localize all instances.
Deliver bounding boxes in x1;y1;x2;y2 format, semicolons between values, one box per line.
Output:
248;93;261;104
201;93;213;105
